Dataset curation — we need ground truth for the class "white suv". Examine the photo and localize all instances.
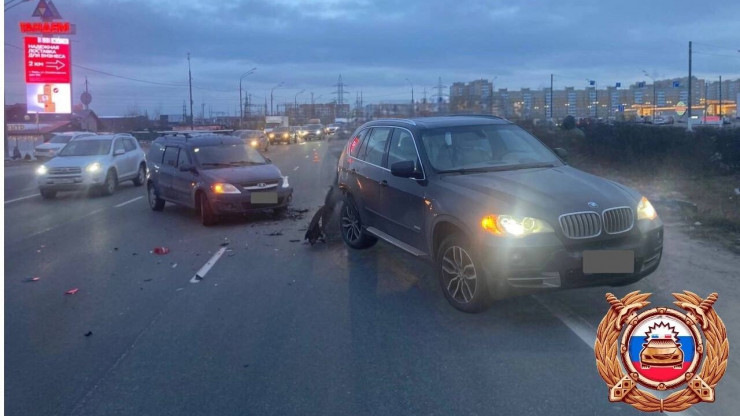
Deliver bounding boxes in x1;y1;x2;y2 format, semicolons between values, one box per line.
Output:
34;131;95;160
36;133;146;199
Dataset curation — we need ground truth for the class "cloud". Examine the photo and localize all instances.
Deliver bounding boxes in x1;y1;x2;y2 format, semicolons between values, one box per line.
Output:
4;0;739;115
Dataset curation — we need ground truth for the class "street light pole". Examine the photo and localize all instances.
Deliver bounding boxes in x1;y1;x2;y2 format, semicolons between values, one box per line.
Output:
642;70;657;120
239;68;257;126
270;82;284;116
405;78;414;117
294;89;305;122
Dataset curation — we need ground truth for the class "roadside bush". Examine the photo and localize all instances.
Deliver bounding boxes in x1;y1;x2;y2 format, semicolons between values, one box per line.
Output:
519;122;740;176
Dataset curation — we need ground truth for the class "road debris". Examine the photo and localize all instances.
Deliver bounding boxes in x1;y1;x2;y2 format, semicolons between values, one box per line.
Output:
65;288;79;295
294;208;309;214
114;247;119;251
694;221;702;226
171;263;178;268
152;246;170;255
84;331;93;337
267;231;283;236
26;277;40;282
143;278;153;282
289;239;301;242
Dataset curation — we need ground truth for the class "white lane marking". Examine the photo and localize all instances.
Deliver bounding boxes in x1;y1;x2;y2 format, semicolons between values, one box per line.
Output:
114;196;143;208
20;207;107;242
533;295;597;348
5;194;40;204
534;294;699;416
299;142;306;146
189;246;228;283
305;155;309;158
293;166;300;171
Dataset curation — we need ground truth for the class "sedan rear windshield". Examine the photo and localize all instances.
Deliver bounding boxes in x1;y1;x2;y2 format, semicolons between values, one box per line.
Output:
48;134;75;144
194;144;267;168
421;124;561;171
58;140;112;156
275;127;291;133
306;124;322;130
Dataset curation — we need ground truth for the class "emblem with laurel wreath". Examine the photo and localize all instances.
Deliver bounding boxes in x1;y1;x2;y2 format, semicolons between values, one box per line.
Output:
595;291;728;412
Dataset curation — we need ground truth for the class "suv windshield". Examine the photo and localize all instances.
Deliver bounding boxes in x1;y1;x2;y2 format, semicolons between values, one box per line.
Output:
275;127;290;133
58;140;111;156
421;124;561;172
194;143;267;167
306;124;322;130
48;134;75;144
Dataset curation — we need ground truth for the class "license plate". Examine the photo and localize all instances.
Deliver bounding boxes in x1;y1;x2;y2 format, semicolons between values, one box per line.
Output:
251;191;277;204
583;250;635;274
55;178;75;184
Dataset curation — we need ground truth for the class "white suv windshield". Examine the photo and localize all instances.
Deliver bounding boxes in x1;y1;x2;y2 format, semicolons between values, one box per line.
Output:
58;140;112;156
49;134;75;144
194;144;267;167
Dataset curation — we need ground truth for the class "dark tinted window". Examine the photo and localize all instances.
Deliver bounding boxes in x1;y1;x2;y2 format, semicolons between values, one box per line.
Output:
163;146;180;167
176;148;190;167
123;138;137;152
387;128;419;168
147;142;165;164
360;127;391;166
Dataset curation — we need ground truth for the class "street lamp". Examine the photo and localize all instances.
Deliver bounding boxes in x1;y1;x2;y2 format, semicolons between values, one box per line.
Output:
405;78;414;116
239;67;257;124
294;89;305;121
270;82;284;116
642;70;657;119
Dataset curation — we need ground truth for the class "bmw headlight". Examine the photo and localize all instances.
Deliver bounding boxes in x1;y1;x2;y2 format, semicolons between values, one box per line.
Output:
637;196;658;220
86;162;101;173
282;176;290;188
36;165;48;175
481;214;554;237
212;183;241;194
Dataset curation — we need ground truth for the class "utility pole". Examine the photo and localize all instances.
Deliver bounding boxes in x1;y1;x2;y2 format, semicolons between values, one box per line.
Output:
433;76;447;113
550;74;553;121
405;78;414;117
688;41;693;130
333;75;349;118
187;53;194;130
719;75;722;119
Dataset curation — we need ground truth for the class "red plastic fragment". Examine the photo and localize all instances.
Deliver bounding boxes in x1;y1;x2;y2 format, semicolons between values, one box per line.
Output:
65;288;79;295
153;247;170;255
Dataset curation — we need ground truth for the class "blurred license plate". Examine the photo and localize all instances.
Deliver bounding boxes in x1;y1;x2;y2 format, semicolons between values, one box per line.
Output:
251;192;277;204
55;178;75;184
583;250;634;274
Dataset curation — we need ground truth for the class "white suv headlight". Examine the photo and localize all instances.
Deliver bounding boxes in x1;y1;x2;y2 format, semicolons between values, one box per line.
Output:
86;162;101;173
481;214;554;237
36;165;48;175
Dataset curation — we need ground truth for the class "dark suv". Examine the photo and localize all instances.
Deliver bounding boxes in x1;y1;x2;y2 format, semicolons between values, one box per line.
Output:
146;133;293;226
337;116;663;312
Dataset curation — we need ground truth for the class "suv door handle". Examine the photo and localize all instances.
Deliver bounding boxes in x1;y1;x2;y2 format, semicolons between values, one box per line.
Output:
379;180;388;187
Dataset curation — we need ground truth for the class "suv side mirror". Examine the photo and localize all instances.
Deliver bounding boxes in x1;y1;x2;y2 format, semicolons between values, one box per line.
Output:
554;147;568;162
391;160;423;179
264;157;272;163
114;148;125;156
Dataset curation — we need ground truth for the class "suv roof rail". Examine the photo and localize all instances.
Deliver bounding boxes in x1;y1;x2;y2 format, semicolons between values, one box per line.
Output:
158;131;193;140
447;114;505;120
371;118;417;126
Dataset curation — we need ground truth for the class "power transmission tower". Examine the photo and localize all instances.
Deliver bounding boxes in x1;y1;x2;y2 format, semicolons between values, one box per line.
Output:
333;75;349;118
432;76;448;113
187;53;194;130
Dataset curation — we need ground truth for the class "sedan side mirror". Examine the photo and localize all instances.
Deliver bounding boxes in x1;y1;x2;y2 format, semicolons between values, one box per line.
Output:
391;160;423;179
554;147;568;162
114;149;125;156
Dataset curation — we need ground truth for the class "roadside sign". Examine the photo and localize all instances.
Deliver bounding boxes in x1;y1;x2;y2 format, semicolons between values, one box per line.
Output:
24;36;71;84
676;101;687;116
618;104;625;112
26;83;71;114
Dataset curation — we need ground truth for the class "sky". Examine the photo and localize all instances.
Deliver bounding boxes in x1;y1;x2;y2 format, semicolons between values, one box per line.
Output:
4;0;740;116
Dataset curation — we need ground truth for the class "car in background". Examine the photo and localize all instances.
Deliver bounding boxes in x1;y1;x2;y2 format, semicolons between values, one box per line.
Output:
337;116;663;312
325;123;341;135
34;131;96;160
145;134;293;226
36;133;146;199
233;129;269;152
303;124;325;141
268;126;295;144
652;116;674;125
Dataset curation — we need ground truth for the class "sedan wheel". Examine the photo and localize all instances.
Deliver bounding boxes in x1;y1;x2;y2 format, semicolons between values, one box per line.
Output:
437;234;492;312
101;171;117;196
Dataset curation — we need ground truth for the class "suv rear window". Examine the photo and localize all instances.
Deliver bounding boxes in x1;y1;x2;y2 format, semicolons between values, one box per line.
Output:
360;128;391;166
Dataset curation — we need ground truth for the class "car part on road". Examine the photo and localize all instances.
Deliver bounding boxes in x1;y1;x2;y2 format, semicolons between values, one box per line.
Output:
152;246;170;255
65;288;79;295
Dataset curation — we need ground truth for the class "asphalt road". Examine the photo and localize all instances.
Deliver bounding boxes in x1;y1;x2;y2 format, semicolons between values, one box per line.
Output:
4;137;739;416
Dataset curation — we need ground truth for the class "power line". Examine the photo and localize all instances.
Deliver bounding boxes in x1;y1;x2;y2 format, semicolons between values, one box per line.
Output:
693;51;740;59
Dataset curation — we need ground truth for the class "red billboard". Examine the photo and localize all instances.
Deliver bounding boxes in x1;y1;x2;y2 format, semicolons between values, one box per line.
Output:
24;36;71;84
